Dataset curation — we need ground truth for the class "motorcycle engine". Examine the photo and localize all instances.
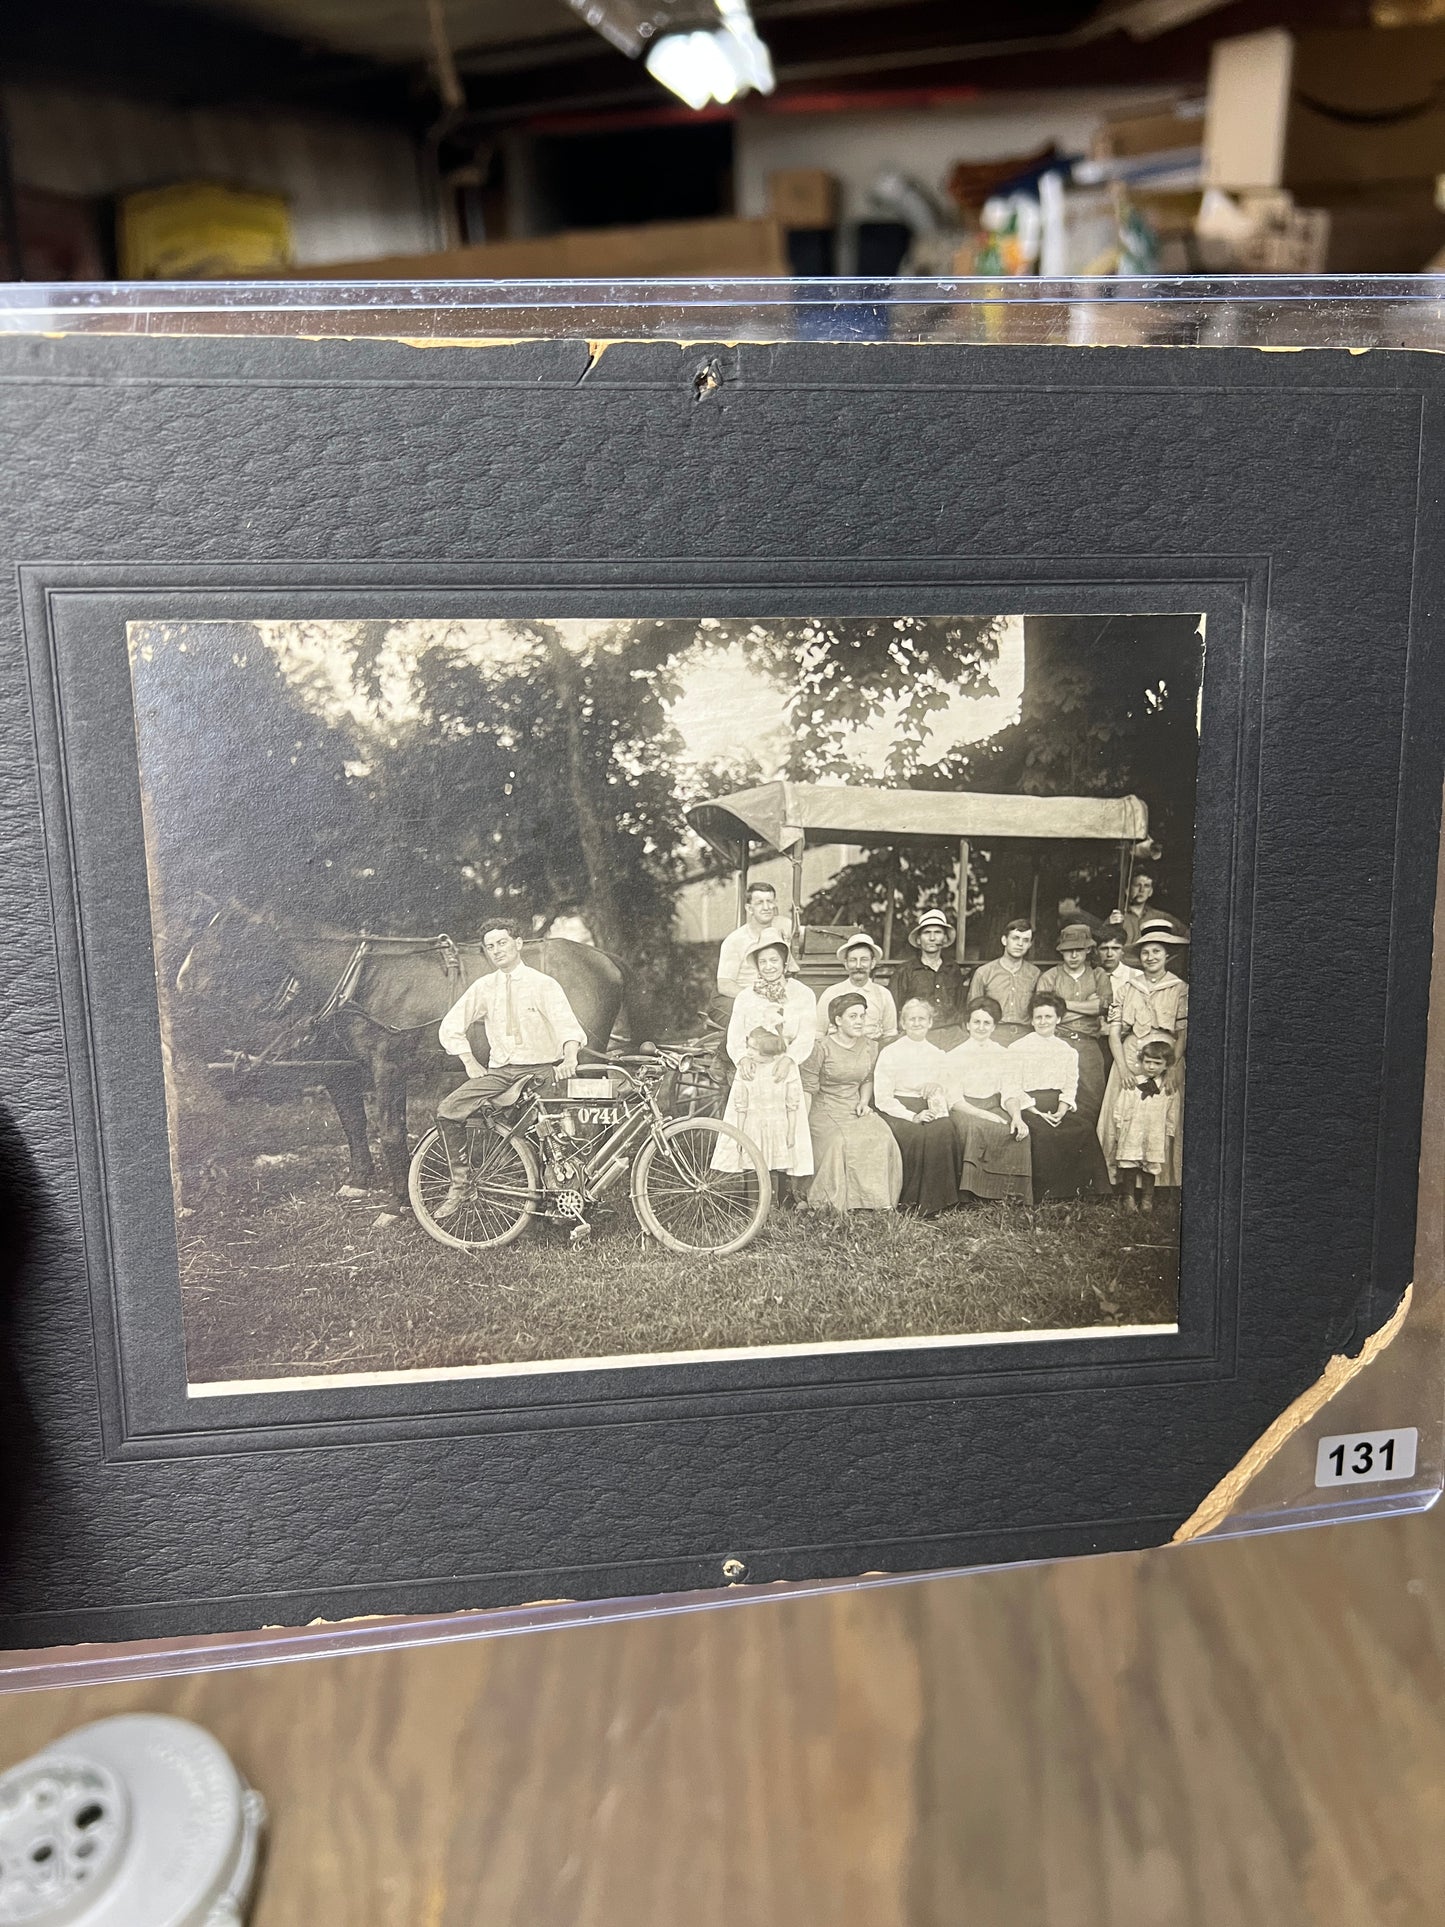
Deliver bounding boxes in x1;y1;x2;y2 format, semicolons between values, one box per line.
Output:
542;1148;586;1194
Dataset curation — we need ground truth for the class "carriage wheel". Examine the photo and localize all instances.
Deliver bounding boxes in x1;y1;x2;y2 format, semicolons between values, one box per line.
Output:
632;1117;771;1257
408;1126;539;1252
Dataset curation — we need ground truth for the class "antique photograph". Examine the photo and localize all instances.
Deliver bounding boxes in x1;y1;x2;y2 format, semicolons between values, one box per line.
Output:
128;612;1204;1390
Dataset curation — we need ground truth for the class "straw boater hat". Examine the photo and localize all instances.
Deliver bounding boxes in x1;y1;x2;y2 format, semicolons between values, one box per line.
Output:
1123;913;1190;963
744;933;794;966
908;908;957;946
836;931;885;963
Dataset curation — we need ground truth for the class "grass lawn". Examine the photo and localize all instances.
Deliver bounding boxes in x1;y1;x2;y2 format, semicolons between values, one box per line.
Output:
173;1086;1179;1385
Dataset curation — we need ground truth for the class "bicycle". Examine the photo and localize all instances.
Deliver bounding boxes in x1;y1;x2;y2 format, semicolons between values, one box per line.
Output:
408;1045;770;1255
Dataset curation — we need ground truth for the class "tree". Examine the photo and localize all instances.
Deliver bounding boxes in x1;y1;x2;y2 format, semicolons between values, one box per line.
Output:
967;614;1204;946
787;614;1204;953
134;616;716;1022
129;620;396;962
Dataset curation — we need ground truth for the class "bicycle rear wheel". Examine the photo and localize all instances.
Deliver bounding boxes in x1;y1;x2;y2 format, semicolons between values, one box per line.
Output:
632;1117;771;1256
409;1125;539;1252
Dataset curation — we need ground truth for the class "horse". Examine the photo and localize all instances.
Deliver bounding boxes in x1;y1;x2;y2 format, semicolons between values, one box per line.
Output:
172;904;629;1213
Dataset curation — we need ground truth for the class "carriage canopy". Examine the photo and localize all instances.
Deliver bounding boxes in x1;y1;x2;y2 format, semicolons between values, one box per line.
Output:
686;782;1149;863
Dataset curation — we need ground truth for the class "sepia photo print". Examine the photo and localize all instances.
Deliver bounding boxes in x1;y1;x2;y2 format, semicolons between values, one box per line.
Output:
128;612;1205;1391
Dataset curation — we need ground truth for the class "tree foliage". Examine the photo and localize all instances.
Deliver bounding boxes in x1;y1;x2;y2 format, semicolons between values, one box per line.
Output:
796;614;1203;950
133;617;720;1024
130;612;1203;1025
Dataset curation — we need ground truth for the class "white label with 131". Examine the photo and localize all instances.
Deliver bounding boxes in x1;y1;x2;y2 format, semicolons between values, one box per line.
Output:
1314;1428;1419;1487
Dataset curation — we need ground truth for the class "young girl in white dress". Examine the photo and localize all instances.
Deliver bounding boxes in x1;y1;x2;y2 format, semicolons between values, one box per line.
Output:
713;1017;814;1197
1110;1039;1179;1213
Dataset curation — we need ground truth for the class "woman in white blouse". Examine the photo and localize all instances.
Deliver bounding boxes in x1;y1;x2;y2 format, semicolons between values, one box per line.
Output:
943;996;1033;1203
1098;915;1189;1192
717;938;817;1200
874;998;963;1215
1005;992;1110;1203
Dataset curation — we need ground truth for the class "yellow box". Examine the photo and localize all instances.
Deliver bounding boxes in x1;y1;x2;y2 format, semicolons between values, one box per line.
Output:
118;183;293;280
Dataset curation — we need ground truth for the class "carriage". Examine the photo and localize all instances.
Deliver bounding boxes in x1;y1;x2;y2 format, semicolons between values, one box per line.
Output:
685;780;1152;991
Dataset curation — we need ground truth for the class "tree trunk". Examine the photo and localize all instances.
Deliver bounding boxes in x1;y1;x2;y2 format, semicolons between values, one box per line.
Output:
532;624;630;960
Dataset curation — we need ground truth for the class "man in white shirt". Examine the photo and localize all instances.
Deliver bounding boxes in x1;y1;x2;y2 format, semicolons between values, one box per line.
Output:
707;880;797;1053
435;922;587;1214
714;881;796;1001
816;933;899;1043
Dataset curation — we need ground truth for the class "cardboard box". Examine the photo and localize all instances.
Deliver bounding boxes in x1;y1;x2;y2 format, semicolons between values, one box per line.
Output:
1194;179;1445;273
1092;101;1204;161
1313;179;1445;272
1206;25;1445;190
291;216;788;281
766;168;840;228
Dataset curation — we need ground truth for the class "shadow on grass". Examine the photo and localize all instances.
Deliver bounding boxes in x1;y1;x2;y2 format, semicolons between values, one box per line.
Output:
175;1091;1179;1383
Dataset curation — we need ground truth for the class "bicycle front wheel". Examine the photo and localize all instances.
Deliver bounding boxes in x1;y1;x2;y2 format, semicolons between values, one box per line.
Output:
632;1117;771;1256
408;1125;539;1252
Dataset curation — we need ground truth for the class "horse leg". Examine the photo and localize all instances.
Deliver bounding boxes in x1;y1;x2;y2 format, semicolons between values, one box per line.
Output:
324;1066;375;1197
373;1050;414;1222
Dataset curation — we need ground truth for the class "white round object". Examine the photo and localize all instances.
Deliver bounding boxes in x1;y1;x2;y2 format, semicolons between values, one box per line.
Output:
0;1716;264;1927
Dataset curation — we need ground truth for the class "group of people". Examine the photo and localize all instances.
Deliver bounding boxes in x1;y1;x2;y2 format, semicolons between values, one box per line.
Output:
710;879;1188;1218
426;873;1188;1226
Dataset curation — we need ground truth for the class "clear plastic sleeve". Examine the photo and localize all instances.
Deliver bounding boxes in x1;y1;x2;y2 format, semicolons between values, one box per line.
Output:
0;274;1437;1687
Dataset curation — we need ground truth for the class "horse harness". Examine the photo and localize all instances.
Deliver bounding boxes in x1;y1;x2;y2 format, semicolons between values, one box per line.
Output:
235;932;467;1080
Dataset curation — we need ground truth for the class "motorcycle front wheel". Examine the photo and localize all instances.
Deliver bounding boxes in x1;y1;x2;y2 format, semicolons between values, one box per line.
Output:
631;1116;771;1256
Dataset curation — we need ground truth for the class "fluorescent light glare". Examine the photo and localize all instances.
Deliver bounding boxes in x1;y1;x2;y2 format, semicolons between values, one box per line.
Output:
645;1;775;109
646;31;728;109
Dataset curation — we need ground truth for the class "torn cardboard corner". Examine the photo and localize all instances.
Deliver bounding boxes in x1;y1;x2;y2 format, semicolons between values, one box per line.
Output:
1173;1282;1422;1542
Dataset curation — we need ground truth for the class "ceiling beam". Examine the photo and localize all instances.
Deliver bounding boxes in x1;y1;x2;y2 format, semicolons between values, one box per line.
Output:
0;0;425;127
455;0;1368;128
0;0;1373;139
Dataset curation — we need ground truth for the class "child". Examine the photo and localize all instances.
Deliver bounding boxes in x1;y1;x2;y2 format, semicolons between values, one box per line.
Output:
1111;1039;1178;1214
714;1023;812;1201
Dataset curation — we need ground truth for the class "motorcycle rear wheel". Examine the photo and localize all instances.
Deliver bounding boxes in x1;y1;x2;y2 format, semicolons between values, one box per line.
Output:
409;1125;540;1252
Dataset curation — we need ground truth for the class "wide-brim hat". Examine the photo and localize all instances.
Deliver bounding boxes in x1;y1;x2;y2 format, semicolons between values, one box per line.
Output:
908;908;957;946
744;933;794;966
836;931;884;963
1056;921;1097;950
1123;913;1190;962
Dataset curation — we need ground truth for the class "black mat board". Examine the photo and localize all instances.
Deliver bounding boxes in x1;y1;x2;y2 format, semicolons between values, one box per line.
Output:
0;330;1438;1644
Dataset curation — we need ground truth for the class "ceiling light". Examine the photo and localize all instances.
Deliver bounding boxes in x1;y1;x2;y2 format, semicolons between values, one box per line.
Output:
644;0;775;110
645;31;736;107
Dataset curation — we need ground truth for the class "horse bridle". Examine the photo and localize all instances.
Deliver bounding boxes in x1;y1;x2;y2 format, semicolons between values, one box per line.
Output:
237;943;368;1081
257;973;304;1020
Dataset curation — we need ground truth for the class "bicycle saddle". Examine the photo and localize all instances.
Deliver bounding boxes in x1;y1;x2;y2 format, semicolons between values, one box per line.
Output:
485;1075;535;1110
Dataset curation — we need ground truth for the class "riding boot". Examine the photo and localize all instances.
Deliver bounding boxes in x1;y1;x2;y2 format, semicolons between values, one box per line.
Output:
436;1119;472;1219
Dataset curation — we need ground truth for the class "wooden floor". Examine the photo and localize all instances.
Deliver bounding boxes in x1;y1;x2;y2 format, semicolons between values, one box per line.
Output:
3;1510;1442;1926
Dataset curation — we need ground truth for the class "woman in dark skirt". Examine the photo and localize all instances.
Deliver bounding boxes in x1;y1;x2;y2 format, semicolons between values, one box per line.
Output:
873;998;963;1215
1004;991;1111;1203
943;996;1033;1203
